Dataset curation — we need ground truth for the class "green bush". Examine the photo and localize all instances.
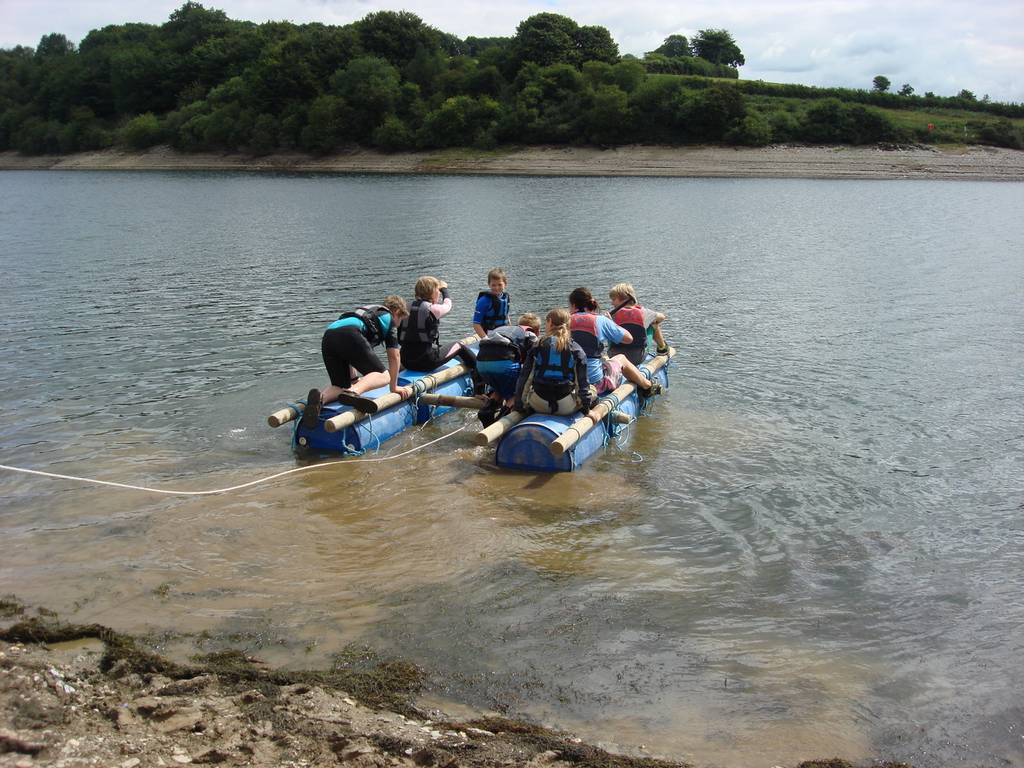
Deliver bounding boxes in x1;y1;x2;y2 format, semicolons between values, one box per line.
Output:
120;112;163;148
372;113;414;150
726;111;772;145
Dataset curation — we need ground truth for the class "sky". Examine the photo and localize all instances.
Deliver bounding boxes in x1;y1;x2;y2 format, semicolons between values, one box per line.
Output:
2;0;1022;103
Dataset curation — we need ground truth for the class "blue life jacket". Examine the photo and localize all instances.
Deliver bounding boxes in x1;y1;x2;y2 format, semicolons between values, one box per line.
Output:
531;337;578;413
477;291;510;332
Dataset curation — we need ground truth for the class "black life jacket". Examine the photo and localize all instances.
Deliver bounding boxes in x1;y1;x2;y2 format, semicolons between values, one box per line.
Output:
477;291;510;332
570;311;603;359
399;299;440;348
531;337;577;411
477;325;532;363
338;305;389;345
609;303;647;364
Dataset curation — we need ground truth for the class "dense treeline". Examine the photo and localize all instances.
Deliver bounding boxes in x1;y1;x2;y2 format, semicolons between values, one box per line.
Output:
1;2;1022;156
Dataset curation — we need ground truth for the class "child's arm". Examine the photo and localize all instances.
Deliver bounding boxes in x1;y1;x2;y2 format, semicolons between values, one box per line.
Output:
428;287;453;319
387;348;409;397
513;352;536;411
472;294;489;338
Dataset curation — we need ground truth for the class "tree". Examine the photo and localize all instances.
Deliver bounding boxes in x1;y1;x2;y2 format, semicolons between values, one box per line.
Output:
36;33;76;58
678;82;746;140
653;34;690;58
330;56;401;141
356;11;440;67
872;75;890;92
691;29;744;67
897;83;914;96
512;13;581;68
163;2;230;54
957;89;976;100
576;25;618;64
585;84;628;144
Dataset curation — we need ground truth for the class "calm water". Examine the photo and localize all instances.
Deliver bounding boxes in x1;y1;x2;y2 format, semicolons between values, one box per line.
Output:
1;171;1022;767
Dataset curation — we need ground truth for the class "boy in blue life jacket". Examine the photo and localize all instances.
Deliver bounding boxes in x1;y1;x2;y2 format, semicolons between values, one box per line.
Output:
473;267;511;338
475;312;541;427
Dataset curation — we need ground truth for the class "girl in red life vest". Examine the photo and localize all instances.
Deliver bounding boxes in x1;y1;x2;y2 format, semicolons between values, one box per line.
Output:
607;282;669;365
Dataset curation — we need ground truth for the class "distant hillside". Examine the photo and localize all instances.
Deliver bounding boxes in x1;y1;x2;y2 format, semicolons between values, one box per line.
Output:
2;2;1021;156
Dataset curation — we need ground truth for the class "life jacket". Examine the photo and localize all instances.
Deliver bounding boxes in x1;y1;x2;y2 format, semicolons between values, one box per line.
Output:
530;337;577;413
569;311;603;359
477;325;532;363
609;303;647;364
477;291;510;332
399;299;439;348
338;305;389;345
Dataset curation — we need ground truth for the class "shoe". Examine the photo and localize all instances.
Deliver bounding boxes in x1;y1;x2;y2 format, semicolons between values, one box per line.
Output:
335;389;380;414
639;381;663;398
477;401;498;428
301;388;322;429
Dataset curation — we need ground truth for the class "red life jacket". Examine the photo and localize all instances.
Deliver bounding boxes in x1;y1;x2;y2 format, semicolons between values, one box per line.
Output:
570;311;602;359
609;303;647;363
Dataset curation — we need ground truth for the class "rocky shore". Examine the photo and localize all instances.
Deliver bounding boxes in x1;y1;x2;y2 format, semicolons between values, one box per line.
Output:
0;606;911;768
1;144;1022;181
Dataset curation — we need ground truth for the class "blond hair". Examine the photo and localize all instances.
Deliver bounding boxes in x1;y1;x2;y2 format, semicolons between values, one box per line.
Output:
383;294;408;319
518;312;541;333
487;267;507;284
546;308;571;352
609;283;638;305
414;276;441;301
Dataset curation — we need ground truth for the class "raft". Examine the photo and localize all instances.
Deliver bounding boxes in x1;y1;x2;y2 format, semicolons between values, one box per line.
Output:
270;346;674;471
289;358;475;454
493;355;671;472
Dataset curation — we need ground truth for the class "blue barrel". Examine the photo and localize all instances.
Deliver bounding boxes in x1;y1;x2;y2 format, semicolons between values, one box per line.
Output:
292;357;474;454
494;358;669;472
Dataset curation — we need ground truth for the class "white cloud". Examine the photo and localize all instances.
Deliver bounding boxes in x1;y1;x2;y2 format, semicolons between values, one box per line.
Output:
0;0;1021;101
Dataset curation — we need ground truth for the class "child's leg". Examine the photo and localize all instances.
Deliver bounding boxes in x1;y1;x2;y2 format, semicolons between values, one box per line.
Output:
613;354;653;390
652;323;668;352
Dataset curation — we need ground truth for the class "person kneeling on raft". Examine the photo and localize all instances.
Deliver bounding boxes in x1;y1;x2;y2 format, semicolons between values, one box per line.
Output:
303;295;412;428
568;287;661;399
513;308;598;422
400;276;479;380
476;312;541;427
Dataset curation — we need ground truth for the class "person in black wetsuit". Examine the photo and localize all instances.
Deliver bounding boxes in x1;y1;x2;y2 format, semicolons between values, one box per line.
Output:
302;295;411;428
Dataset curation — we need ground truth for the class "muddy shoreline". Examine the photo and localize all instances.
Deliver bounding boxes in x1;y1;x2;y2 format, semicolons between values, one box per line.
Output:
1;144;1022;181
0;601;908;768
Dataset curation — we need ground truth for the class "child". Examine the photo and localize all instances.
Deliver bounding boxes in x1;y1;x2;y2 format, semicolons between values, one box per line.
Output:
607;283;669;365
473;267;511;338
568;287;661;398
399;276;478;374
303;296;411;428
476;313;541;427
514;308;595;417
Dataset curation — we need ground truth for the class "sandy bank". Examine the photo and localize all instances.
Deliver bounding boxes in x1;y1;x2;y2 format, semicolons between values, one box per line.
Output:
2;144;1023;181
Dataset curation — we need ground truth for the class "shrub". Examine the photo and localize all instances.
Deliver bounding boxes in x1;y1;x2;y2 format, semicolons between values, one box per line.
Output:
120;112;163;149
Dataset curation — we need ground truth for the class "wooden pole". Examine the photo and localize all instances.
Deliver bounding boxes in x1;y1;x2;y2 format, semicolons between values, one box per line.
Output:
474;408;529;446
268;403;303;428
418;393;487;409
324;362;472;433
549;348;676;457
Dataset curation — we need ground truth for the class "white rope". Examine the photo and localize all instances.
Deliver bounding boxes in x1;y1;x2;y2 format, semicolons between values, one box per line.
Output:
0;424;469;498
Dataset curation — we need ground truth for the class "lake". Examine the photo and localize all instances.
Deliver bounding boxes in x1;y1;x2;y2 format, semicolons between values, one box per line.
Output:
1;170;1022;767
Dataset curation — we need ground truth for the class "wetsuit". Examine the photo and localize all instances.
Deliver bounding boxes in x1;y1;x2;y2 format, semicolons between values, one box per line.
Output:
321;306;399;388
